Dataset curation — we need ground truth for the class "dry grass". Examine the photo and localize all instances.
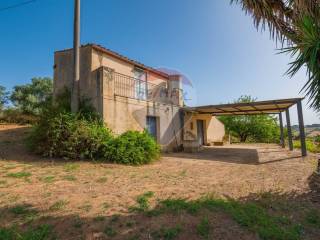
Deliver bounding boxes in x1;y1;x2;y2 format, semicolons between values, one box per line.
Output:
0;124;319;240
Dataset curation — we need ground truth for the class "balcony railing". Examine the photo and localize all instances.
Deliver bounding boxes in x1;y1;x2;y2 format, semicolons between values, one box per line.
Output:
113;72;162;101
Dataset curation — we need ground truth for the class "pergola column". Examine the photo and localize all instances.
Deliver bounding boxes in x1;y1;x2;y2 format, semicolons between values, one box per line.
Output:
285;109;293;151
279;113;285;148
297;100;307;156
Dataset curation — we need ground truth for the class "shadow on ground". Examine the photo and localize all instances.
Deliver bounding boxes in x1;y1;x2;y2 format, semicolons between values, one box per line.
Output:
0;172;319;240
167;147;260;164
166;145;308;165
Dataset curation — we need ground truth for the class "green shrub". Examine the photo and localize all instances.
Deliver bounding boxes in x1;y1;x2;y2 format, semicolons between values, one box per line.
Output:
293;140;320;153
27;90;160;164
105;130;160;165
27;112;113;160
0;108;38;124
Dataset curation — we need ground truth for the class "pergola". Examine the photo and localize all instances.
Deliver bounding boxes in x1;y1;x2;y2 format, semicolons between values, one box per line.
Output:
187;98;307;156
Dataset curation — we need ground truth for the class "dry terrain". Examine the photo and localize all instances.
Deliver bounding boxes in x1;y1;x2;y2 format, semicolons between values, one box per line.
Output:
0;124;319;240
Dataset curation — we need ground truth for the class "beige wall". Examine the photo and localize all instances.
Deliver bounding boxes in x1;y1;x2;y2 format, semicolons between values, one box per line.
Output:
183;112;225;150
206;117;225;143
101;67;183;151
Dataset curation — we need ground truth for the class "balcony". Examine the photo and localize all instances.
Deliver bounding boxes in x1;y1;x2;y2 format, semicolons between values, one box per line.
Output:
113;72;165;101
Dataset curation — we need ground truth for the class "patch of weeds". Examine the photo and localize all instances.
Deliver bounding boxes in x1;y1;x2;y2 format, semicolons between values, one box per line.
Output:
226;201;303;240
39;176;55;183
43;192;52;198
126;221;135;227
94;215;105;222
96;177;108;183
24;177;32;183
151;225;182;240
127;234;140;240
305;210;320;228
102;202;110;210
276;215;292;225
179;169;187;177
63;175;77;181
1;140;12;145
8;195;20;202
78;202;92;212
197;217;210;239
6;171;31;178
63;163;80;172
159;198;200;215
73;215;84;228
0;180;7;185
129;191;154;212
49;200;68;211
104;226;117;237
110;214;120;224
0;224;54;240
10;204;33;215
156;197;303;240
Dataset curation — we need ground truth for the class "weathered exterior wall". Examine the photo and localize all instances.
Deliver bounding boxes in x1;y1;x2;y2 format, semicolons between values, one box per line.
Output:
101;68;183;151
206;117;225;143
53;46;92;97
183;112;225;152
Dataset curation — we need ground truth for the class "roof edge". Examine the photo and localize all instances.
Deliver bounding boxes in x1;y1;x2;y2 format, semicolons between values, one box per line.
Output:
54;43;169;79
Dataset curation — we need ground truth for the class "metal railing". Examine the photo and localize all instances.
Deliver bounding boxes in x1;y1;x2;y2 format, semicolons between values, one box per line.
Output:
113;72;161;101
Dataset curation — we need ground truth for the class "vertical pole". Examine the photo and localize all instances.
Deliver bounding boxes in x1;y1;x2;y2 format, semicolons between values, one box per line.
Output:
279;112;285;148
71;0;80;112
297;100;307;156
286;109;293;151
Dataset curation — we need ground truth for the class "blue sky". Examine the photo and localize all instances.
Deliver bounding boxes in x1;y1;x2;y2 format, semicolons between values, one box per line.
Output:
0;0;318;124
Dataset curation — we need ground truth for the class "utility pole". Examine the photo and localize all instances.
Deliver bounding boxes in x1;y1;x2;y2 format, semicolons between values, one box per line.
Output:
71;0;80;112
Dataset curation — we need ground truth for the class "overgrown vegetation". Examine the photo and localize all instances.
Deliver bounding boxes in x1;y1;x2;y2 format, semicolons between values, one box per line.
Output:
0;225;54;240
293;140;320;153
26;89;160;165
219;96;280;143
145;197;305;240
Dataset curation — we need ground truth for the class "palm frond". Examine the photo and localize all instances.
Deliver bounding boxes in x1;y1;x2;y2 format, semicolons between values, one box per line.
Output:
231;0;320;111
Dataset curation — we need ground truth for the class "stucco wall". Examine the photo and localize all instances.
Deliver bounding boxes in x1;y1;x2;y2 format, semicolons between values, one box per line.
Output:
206;117;225;143
183;112;225;146
101;67;183;151
53;46;92;97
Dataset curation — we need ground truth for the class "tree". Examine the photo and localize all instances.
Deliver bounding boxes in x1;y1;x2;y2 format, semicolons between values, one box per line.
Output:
10;77;53;115
231;1;320;111
219;96;280;143
0;85;9;111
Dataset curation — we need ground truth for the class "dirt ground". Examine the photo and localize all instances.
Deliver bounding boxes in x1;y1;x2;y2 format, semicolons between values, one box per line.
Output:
0;124;319;240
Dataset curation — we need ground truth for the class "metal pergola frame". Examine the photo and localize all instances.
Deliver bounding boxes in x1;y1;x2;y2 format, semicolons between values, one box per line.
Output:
185;98;307;156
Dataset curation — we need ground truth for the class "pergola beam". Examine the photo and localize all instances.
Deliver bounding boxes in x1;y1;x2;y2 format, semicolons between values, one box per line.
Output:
197;108;286;115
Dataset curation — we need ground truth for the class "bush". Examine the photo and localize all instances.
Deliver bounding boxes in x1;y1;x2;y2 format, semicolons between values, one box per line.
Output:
0;108;38;124
105;130;160;165
27;112;113;160
27;90;160;164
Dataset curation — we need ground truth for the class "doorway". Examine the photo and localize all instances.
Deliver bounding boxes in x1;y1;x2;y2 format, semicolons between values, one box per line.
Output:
146;116;158;141
197;120;205;146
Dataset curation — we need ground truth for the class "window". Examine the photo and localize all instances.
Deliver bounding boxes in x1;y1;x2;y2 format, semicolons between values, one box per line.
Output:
133;68;147;100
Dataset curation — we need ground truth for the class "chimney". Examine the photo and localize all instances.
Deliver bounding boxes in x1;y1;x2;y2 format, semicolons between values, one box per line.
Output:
168;75;183;106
